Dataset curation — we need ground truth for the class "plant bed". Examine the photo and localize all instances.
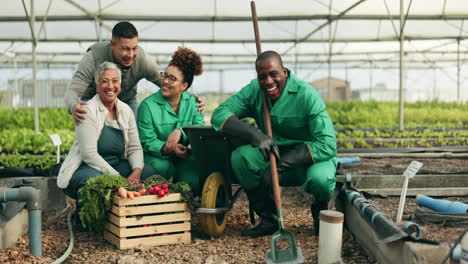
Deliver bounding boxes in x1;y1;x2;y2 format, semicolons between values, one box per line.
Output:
370;196;467;244
104;193;191;249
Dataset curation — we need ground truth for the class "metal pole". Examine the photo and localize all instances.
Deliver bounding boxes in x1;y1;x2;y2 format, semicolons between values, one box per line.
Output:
328;0;332;100
432;67;437;100
369;61;373;100
457;38;461;103
219;69;224;97
32;0;39;132
398;0;405;131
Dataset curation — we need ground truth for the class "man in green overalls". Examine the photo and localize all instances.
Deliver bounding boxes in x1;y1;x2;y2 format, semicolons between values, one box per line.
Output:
211;51;337;238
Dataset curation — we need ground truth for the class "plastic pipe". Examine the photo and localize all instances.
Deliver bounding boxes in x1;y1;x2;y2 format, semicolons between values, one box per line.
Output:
402;221;421;239
416;195;468;214
318;210;344;264
0;187;42;256
337;157;361;165
51;209;75;264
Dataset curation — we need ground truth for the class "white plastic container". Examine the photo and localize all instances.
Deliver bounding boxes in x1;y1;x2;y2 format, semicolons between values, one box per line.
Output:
318;210;344;264
461;231;468;264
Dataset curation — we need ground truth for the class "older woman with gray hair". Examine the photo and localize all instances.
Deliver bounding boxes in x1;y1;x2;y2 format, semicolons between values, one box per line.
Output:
58;61;155;200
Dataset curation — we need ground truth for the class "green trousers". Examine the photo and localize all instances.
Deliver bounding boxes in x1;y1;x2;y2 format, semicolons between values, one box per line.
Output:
146;154;201;196
231;145;337;202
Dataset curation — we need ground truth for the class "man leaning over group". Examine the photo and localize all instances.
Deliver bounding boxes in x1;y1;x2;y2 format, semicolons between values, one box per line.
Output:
65;21;203;123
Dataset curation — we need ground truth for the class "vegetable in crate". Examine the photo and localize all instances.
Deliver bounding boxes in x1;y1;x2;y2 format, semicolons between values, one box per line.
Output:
78;173;128;232
142;175;169;187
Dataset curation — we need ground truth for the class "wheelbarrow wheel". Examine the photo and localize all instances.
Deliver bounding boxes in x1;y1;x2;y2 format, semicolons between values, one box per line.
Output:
200;171;229;237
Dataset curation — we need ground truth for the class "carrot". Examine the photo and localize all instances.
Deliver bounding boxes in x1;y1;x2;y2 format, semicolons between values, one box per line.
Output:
133;191;141;197
139;189;146;195
118;187;127;198
128;191;134;200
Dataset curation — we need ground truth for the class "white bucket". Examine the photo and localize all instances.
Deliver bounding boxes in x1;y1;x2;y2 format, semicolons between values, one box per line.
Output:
318;210;344;264
461;231;468;264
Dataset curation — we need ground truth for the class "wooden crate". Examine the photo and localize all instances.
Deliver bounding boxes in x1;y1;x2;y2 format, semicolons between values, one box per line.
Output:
104;193;191;249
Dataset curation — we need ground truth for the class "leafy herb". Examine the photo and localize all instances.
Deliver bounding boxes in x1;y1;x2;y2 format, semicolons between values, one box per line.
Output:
169;182;191;193
78;172;128;232
142;174;169;187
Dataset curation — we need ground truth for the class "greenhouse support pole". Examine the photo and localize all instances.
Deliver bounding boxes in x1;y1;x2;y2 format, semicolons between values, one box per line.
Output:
327;0;333;99
398;0;405;131
369;61;373;99
432;67;437;100
31;0;39;132
457;38;461;103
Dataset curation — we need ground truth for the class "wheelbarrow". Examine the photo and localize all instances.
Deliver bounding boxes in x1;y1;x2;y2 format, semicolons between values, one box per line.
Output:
183;126;249;237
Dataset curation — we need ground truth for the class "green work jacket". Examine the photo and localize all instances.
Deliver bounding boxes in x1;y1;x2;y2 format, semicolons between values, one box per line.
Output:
137;90;205;159
211;70;336;163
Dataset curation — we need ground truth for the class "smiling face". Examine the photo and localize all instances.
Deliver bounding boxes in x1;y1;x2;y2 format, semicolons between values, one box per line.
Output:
256;56;288;102
161;65;188;100
110;37;138;67
96;69;121;106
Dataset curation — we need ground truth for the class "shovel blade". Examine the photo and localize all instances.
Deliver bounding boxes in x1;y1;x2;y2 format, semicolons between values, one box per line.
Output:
266;229;304;264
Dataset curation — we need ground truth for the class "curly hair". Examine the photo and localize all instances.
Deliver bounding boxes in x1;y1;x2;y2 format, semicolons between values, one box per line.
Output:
169;47;203;89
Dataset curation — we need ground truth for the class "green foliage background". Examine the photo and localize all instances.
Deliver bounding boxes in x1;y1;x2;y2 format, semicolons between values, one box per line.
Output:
1;101;467;170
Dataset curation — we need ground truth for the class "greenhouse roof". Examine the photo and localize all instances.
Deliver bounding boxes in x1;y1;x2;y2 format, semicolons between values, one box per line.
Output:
1;0;468;66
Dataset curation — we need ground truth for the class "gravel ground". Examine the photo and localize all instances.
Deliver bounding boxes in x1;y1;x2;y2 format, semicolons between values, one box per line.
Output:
1;199;374;264
1;157;466;263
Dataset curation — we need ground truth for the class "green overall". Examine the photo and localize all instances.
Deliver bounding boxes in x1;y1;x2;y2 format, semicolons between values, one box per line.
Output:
64;125;156;200
137;90;205;195
211;70;337;202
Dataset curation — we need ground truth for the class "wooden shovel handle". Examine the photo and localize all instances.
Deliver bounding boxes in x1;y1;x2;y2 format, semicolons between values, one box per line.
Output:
250;1;282;210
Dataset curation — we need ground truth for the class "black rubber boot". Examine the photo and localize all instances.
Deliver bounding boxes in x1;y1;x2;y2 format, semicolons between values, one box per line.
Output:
242;187;278;238
311;200;329;236
241;215;278;238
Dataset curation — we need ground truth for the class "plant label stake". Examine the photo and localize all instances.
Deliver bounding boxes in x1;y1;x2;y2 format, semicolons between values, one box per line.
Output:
396;160;423;223
50;134;62;164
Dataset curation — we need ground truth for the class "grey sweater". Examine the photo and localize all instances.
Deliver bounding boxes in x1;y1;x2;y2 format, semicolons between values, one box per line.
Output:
64;42;160;113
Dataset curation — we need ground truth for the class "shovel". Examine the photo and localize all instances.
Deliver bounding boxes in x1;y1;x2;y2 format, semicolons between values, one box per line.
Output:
250;2;304;263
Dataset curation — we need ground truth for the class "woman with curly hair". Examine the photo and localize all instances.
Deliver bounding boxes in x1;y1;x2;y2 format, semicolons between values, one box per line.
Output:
137;47;204;195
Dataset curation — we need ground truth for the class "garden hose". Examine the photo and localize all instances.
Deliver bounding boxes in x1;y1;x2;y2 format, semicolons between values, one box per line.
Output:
51;208;75;264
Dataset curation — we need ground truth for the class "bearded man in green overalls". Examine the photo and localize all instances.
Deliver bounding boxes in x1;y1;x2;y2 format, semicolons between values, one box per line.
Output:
211;50;337;238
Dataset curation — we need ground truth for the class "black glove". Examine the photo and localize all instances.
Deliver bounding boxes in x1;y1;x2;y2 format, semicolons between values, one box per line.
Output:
280;144;314;170
260;144;313;192
222;117;279;161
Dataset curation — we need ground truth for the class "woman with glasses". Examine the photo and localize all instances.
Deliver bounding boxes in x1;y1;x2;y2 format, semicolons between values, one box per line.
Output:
137;47;204;195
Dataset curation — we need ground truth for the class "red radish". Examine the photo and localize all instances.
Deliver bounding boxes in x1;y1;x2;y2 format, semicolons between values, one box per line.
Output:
164;189;169;194
157;190;165;197
162;183;169;189
154;186;161;192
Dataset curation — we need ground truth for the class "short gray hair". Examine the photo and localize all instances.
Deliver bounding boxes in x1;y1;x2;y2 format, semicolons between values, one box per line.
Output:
94;62;121;85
